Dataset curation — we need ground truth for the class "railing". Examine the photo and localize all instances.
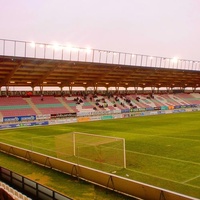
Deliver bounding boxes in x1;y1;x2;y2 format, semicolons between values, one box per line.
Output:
0;166;72;200
0;39;200;71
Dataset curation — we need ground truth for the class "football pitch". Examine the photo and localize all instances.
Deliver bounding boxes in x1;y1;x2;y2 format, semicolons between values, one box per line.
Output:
0;111;200;199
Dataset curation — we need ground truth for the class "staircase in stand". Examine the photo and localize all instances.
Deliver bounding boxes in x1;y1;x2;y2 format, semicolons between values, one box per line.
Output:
56;97;75;113
0;111;3;120
24;98;42;115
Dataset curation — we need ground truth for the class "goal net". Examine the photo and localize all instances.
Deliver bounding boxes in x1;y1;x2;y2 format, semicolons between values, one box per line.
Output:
55;132;126;170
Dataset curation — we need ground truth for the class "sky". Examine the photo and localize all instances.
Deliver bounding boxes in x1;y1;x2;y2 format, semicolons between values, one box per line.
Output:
1;0;200;61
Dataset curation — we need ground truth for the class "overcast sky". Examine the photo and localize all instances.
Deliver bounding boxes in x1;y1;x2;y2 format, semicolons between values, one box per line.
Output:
1;0;200;61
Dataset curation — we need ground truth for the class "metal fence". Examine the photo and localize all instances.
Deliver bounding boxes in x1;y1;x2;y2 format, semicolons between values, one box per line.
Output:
0;39;200;71
0;166;72;200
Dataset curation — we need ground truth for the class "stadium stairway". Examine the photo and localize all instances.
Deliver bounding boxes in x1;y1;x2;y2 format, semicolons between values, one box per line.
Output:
0;111;3;119
24;98;42;115
177;93;200;104
56;97;75;113
190;93;200;104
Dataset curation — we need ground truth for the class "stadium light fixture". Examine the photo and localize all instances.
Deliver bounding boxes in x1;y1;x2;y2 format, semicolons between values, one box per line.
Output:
53;43;60;51
171;57;179;63
71;47;79;51
85;47;91;54
47;44;52;48
65;44;72;51
30;42;36;48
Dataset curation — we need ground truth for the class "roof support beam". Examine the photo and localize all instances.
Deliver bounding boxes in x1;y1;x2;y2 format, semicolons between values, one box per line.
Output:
61;65;90;87
93;66;119;84
32;64;60;87
0;62;22;87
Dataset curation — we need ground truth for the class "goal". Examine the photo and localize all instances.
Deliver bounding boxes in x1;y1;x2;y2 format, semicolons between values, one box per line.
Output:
55;132;126;170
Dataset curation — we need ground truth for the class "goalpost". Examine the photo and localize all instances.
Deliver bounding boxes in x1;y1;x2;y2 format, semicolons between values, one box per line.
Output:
55;132;126;169
73;132;126;169
31;132;127;170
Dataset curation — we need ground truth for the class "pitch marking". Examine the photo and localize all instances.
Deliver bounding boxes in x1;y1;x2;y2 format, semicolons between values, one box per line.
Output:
126;150;200;166
183;174;200;184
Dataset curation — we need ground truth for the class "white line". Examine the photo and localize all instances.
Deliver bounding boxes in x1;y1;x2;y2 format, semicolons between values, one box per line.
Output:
126;132;200;142
139;133;200;142
126;168;200;189
126;150;200;166
183;174;200;184
155;135;200;142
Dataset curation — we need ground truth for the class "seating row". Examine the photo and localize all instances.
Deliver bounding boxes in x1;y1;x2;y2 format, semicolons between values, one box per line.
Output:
0;93;199;118
0;181;31;200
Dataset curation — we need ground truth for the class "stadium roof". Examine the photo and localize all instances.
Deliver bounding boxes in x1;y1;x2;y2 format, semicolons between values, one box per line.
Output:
0;39;200;89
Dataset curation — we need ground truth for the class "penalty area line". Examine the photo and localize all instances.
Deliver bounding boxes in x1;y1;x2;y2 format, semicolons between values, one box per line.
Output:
182;174;200;184
126;168;200;189
126;150;200;166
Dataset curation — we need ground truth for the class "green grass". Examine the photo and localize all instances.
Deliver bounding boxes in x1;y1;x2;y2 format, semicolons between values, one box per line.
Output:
0;112;200;199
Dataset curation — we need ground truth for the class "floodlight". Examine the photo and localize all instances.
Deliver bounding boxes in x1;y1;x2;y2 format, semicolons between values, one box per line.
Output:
47;45;52;48
85;47;91;54
65;44;72;51
53;43;60;51
30;42;36;48
72;47;79;51
171;57;179;63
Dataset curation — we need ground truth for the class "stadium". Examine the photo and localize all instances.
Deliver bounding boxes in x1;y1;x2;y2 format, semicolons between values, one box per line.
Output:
0;38;200;200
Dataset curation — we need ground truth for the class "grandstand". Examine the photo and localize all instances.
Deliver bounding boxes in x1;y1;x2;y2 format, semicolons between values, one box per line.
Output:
0;39;200;200
0;93;200;119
